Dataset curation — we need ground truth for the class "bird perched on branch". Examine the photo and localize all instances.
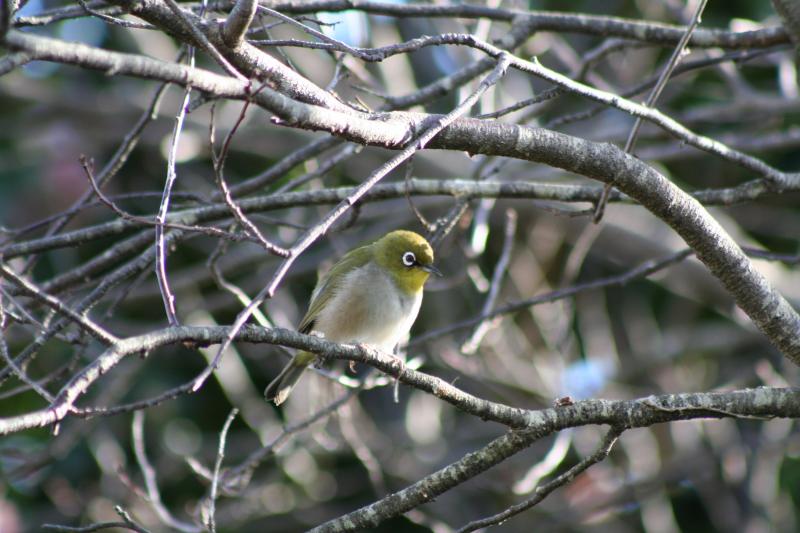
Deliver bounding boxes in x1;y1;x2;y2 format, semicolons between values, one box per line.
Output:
265;230;441;405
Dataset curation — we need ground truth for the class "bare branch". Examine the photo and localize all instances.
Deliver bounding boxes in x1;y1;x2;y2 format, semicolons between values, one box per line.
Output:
132;411;202;532
75;0;154;30
0;229;183;385
309;386;799;531
209;94;290;257
461;209;517;354
456;427;622;532
10;26;793;191
3;323;799;437
0;264;118;344
0;51;32;75
42;505;151;533
0;293;54;401
79;155;251;243
155;78;193;327
205;408;238;532
162;0;245;80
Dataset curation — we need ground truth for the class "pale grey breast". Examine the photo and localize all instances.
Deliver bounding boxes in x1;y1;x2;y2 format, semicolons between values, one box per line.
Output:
311;262;422;351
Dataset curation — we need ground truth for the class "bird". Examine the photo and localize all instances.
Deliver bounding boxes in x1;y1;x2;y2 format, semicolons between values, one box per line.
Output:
264;230;441;405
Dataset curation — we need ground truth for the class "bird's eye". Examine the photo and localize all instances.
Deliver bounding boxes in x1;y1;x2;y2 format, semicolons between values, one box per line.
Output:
402;251;416;267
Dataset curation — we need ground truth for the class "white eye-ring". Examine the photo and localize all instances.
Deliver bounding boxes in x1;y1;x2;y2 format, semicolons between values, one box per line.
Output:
402;251;416;267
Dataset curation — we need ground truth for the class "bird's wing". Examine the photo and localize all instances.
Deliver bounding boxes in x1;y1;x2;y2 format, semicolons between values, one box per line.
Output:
297;244;372;334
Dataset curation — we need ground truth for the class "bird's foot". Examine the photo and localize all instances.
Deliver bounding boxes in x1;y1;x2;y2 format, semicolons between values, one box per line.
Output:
350;342;373;372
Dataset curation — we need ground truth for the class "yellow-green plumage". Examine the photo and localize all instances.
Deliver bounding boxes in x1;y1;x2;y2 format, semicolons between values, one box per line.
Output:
264;230;439;405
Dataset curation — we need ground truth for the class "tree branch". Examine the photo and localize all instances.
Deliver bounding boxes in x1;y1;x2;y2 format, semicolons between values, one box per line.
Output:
0;264;118;345
309;386;800;531
456;427;622;532
2;324;798;436
257;2;789;48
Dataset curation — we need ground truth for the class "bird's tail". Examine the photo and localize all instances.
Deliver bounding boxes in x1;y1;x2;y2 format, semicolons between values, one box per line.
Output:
264;351;315;405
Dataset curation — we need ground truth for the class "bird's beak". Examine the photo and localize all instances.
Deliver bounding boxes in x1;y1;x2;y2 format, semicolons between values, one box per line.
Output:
422;264;443;277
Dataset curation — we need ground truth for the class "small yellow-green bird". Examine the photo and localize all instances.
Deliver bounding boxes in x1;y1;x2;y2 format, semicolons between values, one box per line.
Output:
264;230;441;405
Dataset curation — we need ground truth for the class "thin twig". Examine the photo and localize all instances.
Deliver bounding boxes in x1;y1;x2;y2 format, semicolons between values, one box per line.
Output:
11;79;172;273
0;229;186;387
207;239;272;327
132;411;202;533
461;209;517;354
0;189;204;244
42;505;151;532
487;39;649;121
228;137;341;196
75;0;154;29
0;286;48;330
162;0;246;80
0;264;118;345
273;143;362;194
404;157;434;232
258;5;363;58
155;60;195;327
338;400;388;495
206;408;238;532
413;248;695;345
0;360;75;401
79;156;252;243
594;0;709;223
456;426;622;532
544;46;787;130
223;387;359;487
0;292;54;401
428;199;471;248
209;94;290;257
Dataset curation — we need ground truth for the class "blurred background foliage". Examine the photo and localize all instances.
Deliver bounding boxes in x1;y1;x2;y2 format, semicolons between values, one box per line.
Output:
1;0;799;531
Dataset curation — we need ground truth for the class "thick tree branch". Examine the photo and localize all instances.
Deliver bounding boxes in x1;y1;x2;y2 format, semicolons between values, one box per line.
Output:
9;27;794;190
2;324;798;437
310;385;800;532
427;122;800;362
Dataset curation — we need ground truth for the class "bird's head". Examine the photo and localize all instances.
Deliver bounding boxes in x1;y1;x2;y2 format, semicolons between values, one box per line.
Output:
373;230;441;294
